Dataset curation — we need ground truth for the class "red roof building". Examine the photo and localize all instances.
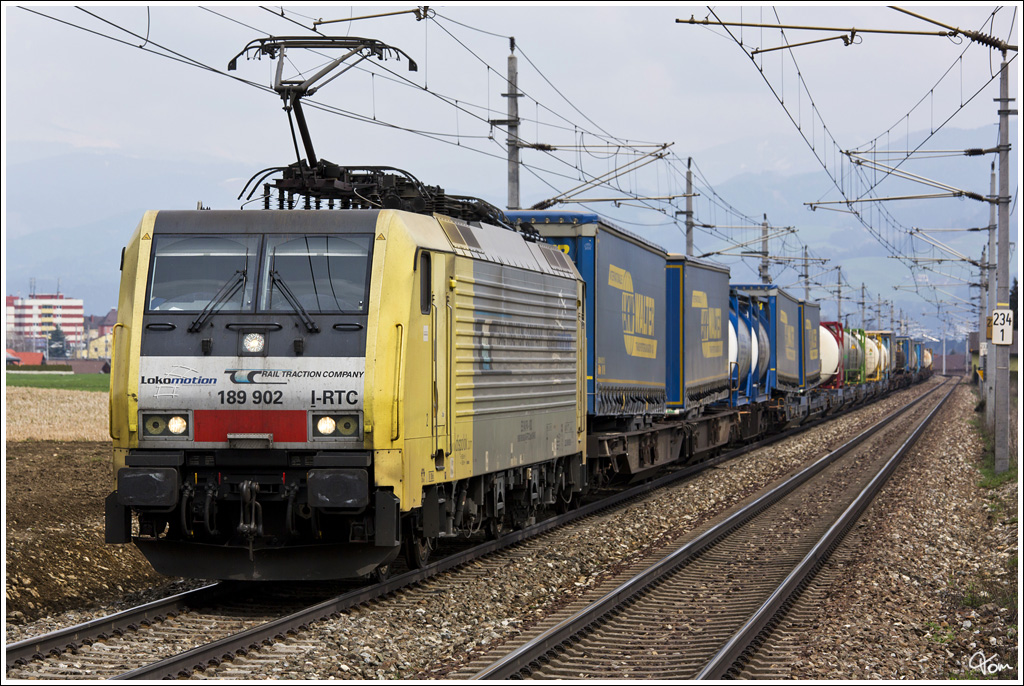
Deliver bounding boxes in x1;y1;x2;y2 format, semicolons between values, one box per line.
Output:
6;349;46;366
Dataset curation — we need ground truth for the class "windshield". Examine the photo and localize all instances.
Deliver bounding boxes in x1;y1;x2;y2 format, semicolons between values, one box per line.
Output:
260;235;372;313
148;235;258;311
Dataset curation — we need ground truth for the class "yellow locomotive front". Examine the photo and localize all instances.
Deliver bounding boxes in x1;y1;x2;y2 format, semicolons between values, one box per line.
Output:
106;208;585;580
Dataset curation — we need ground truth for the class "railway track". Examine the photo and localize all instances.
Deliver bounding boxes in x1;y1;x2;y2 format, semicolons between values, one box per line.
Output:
464;378;954;679
5;382;943;680
4;582;367;679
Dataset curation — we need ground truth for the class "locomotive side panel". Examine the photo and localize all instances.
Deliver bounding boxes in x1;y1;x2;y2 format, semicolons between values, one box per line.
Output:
370;212;585;510
448;240;582;478
368;210;456;514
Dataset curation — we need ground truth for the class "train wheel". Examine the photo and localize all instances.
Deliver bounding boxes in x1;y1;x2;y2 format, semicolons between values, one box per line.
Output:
404;536;432;569
555;489;578;514
373;561;392;583
486;516;506;540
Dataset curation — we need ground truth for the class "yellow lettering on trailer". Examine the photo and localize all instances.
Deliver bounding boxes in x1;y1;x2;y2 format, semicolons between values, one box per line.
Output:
609;264;657;360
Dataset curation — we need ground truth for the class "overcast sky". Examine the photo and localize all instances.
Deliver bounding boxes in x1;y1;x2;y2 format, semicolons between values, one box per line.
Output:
3;3;1020;336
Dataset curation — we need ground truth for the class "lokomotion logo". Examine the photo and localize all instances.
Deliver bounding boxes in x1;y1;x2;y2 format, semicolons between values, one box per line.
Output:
608;264;657;359
140;374;216;385
692;291;723;358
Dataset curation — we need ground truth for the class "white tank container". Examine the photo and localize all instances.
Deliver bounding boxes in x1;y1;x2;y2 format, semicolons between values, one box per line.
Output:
819;325;841;383
728;315;751;385
865;337;880;377
755;320;769;383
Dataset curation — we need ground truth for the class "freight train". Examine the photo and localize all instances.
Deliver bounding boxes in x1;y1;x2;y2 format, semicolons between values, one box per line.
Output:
105;171;931;581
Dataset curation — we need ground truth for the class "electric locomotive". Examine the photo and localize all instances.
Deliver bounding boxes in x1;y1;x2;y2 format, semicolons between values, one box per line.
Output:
106;171;586;580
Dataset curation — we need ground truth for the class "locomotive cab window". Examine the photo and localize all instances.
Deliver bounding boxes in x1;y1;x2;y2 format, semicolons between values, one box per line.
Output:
260;234;372;313
148;235;258;311
420;251;431;314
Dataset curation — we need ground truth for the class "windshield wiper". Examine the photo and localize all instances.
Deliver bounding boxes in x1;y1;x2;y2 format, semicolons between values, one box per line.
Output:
188;270;246;333
270;270;320;333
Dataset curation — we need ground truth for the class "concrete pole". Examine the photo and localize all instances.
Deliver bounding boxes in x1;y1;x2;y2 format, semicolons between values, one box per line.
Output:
986;161;997;429
506;40;521;210
760;216;769;284
942;314;947;376
803;246;810;302
994;59;1012;474
861;283;866;329
685;158;694;257
979;245;987;385
837;267;842;325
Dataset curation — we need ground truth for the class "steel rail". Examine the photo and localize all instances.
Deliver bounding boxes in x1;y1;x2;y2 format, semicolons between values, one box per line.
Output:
470;378;947;679
696;380;958;679
5;583;223;668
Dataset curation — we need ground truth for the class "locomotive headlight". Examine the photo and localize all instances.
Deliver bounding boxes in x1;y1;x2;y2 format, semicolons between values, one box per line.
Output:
145;415;167;435
336;416;358;436
312;413;361;438
142;413;190;438
243;332;265;353
317;416;337;435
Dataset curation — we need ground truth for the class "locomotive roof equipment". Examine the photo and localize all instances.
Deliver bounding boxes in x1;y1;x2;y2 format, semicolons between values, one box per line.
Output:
228;37;514;228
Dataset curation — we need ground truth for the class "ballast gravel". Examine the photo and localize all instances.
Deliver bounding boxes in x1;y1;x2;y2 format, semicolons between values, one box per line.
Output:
781;382;1017;680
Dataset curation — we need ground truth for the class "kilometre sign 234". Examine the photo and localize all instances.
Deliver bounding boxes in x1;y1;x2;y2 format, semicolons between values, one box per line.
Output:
991;309;1014;346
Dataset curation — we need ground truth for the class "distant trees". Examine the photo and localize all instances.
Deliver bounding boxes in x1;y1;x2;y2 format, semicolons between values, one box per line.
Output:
47;326;67;359
5;332;32;351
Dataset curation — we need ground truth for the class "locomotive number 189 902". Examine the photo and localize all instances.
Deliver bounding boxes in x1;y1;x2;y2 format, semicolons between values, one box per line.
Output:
217;390;284;404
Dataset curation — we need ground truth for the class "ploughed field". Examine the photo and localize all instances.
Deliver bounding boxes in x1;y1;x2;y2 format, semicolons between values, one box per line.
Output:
5;387;177;625
5;440;173;622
